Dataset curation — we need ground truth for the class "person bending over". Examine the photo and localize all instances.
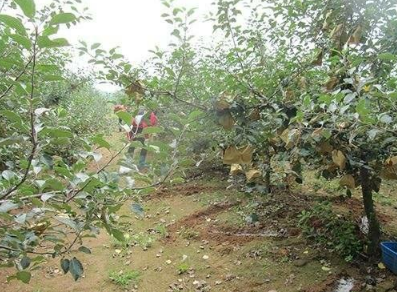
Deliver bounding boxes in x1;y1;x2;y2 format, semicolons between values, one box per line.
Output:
127;107;158;169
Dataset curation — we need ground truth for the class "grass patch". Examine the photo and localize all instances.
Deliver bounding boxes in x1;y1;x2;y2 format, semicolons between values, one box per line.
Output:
298;201;362;261
177;262;190;275
133;232;155;249
109;269;141;287
179;227;200;240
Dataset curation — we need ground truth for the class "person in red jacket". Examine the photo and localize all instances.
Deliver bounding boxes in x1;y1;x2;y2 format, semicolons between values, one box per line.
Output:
114;104;127;132
127;107;158;168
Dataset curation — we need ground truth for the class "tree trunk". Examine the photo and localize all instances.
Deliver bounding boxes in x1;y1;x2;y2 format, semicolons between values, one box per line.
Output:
264;147;271;194
360;164;381;256
265;165;271;194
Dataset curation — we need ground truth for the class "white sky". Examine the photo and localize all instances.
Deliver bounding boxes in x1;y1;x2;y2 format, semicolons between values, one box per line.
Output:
36;0;215;91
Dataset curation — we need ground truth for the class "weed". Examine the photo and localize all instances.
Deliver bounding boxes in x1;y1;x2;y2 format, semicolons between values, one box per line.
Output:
177;262;190;275
133;232;154;249
179;227;200;240
111;232;133;250
155;224;169;238
109;269;141;287
373;192;393;206
298;202;363;261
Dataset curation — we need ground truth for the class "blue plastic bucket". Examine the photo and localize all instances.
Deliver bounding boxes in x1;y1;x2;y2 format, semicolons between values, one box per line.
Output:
380;242;397;274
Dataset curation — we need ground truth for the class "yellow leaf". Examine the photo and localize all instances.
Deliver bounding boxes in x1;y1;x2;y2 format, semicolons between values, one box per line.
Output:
249;108;261;121
240;146;254;164
311;128;323;139
281;128;300;149
381;156;397;180
223;146;240;165
318;141;333;155
312;50;323;66
215;92;234;111
332;150;346;170
348;25;362;45
280;129;290;145
325;76;339;91
330;24;344;41
246;169;261;183
285;89;295;100
230;164;243;176
218;112;234;130
386;156;397;165
299;76;307;89
322;266;331;272
215;99;230;111
327;164;339;173
135;93;143;104
29;222;49;236
322;10;333;30
339;175;355;189
378;262;386;270
125;80;145;96
223;146;254;165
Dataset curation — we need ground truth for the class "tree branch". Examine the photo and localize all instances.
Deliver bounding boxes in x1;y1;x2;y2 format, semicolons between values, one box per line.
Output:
0;55;34;100
0;29;39;201
65;143;129;203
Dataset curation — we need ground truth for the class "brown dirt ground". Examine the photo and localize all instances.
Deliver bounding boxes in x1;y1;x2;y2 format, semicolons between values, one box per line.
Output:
1;135;397;292
1;179;397;292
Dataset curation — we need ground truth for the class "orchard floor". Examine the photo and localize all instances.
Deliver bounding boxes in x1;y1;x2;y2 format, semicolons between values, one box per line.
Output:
1;135;397;292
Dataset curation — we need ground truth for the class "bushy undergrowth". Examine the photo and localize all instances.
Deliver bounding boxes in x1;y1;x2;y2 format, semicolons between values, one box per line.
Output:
59;87;115;137
42;87;116;162
298;202;363;261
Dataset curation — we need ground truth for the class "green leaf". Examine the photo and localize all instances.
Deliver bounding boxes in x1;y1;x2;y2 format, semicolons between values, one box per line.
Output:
0;201;19;213
20;256;31;269
111;228;125;242
91;135;111;149
14;0;36;18
78;246;91;254
188;110;203;120
379;114;392;124
130;203;144;217
378;52;396;61
42;127;73;138
0;57;20;70
367;129;380;140
54;166;72;178
42;75;64;81
16;271;31;284
37;36;70;48
0;14;27;35
42;25;58;36
43;178;65;191
36;64;59;72
171;177;185;184
69;257;83;281
1;170;16;181
111;53;123;59
0;110;23;124
60;258;70;274
142;127;163;135
55;217;79;231
49;12;77;25
318;94;332;105
9;34;31;49
355;99;370;118
91;43;100;49
116;111;132;124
